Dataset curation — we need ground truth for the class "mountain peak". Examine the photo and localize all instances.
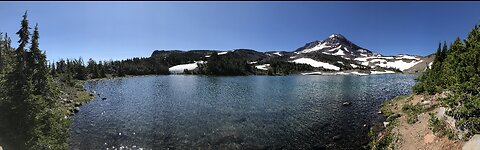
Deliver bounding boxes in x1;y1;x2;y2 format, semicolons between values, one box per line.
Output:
328;34;345;39
294;34;381;58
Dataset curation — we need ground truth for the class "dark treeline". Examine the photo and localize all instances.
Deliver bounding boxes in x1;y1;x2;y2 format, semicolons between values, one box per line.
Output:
50;57;169;84
196;53;255;75
267;61;314;75
413;24;480;138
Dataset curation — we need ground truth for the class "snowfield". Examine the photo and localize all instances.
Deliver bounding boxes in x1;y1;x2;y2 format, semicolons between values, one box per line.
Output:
370;70;395;74
396;55;420;60
290;58;340;71
217;51;228;55
301;71;368;76
255;64;270;70
299;42;331;53
354;56;422;71
350;64;358;68
375;60;423;71
332;49;346;56
273;52;282;56
169;61;204;73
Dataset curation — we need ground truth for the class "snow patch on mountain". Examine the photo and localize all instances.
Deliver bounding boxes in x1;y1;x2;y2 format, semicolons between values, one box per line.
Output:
332;49;346;56
298;42;331;54
370;70;396;74
290;58;340;71
169;61;204;73
255;64;270;70
273;52;282;56
354;55;423;71
218;51;228;55
376;60;423;71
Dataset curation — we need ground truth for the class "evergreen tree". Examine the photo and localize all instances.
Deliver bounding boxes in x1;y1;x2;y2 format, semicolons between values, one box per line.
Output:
30;23;49;95
50;62;57;77
87;58;99;78
117;63;126;77
98;61;106;78
2;11;33;149
74;57;87;80
0;32;3;74
414;24;480;137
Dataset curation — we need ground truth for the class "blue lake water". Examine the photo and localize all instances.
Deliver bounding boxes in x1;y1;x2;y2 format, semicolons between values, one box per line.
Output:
70;74;417;149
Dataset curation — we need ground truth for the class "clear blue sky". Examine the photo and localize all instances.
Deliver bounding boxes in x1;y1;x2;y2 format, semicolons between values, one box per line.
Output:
0;2;479;61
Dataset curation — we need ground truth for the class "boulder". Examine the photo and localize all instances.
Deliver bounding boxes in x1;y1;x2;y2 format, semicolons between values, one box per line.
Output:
421;100;431;105
74;107;80;113
102;97;107;100
383;122;390;127
463;134;480;150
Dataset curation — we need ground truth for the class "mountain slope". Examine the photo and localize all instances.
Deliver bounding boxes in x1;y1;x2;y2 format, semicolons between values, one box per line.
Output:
295;34;380;59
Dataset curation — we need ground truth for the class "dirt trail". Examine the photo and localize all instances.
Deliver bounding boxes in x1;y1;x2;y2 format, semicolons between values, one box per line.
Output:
383;95;464;150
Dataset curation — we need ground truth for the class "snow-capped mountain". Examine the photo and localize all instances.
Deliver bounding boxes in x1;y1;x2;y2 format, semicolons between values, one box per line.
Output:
152;34;433;74
295;34;381;59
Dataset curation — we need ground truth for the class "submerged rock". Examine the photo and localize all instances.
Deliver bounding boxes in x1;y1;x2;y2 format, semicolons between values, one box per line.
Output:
102;97;107;100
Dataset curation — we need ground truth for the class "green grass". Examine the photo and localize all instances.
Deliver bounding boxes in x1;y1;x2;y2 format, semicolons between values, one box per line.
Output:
402;103;423;124
428;113;455;139
73;80;95;104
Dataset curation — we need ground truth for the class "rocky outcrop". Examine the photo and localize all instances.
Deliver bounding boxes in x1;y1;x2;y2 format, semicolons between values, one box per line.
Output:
463;134;480;150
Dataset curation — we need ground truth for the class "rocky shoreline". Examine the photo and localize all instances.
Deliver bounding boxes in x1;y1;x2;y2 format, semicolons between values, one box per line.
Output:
370;94;479;150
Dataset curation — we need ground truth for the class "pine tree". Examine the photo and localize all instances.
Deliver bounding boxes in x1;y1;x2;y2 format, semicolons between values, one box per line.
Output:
117;63;126;77
50;62;57;77
442;41;448;57
74;57;87;80
414;24;480;137
2;10;33;149
0;32;4;74
30;23;49;95
87;58;99;78
99;61;106;78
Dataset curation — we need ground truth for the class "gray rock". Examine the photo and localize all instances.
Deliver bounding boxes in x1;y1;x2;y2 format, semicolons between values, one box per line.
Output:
383;122;390;127
463;134;480;150
421;100;431;105
436;107;446;120
74;107;80;113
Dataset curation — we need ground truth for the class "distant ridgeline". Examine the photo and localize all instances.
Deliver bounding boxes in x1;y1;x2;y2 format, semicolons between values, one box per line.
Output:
149;34;434;76
39;34;435;78
413;24;480;138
